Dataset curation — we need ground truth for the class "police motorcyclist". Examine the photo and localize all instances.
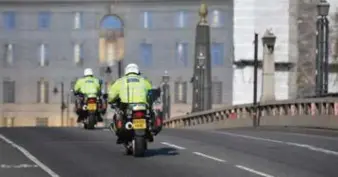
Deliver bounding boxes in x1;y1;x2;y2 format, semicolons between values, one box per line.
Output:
108;63;153;144
73;68;104;123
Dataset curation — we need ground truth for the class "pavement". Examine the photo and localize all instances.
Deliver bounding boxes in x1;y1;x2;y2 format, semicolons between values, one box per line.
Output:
0;126;338;177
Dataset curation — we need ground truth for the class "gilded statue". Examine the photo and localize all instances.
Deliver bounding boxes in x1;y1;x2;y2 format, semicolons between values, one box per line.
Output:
199;2;208;25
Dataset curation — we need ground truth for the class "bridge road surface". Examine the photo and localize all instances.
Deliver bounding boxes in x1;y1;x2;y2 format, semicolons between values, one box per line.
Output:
1;127;338;177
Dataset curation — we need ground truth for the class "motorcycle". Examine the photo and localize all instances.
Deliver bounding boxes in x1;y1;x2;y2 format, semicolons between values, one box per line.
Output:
82;95;100;129
110;89;163;157
126;103;151;156
111;102;151;157
74;92;106;130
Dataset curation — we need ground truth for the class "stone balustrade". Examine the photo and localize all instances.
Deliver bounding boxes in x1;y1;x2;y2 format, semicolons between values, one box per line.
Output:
163;97;338;129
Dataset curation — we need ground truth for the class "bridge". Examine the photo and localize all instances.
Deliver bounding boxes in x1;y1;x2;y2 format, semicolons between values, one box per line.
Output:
2;97;338;177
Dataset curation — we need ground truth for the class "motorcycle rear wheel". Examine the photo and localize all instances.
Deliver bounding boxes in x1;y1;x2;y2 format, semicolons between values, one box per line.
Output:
132;137;147;157
86;113;96;130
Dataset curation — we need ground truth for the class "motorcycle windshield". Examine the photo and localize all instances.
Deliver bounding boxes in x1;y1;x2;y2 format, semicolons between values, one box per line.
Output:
129;103;147;111
86;94;97;98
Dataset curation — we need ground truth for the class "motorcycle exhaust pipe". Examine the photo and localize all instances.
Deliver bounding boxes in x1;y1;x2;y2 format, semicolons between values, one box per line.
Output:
125;122;133;130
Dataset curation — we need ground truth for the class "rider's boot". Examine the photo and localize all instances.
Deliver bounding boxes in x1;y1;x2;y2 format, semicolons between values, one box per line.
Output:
110;119;124;144
97;114;103;122
116;135;124;144
77;116;81;123
147;130;154;142
76;112;83;123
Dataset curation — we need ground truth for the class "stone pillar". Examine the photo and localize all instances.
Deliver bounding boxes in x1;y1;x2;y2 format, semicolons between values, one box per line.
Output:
192;3;212;112
260;29;277;102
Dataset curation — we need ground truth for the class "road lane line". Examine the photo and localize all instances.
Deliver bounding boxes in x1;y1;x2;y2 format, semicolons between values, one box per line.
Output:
0;134;60;177
1;164;39;168
214;131;338;156
161;142;186;150
236;165;274;177
270;131;338;141
192;152;226;163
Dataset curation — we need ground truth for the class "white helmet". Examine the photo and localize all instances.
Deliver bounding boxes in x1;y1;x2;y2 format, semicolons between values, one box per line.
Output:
84;68;93;76
124;63;139;75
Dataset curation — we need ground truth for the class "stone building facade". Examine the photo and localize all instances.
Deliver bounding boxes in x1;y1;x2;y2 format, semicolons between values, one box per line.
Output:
0;0;233;127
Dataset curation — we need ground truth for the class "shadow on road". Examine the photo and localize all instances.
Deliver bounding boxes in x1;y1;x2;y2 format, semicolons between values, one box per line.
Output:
144;147;179;157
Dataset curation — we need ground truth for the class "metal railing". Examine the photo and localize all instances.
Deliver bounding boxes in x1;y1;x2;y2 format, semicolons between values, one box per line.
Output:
163;97;338;129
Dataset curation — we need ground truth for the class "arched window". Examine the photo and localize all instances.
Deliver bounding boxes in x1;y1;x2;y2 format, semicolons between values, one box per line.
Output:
101;15;123;29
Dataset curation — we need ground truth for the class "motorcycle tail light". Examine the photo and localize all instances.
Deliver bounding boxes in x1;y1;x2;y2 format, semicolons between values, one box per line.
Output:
87;98;96;104
156;117;162;126
133;111;145;118
117;120;122;128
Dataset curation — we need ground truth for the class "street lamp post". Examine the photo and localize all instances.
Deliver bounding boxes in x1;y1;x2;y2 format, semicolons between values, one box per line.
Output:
161;71;170;120
316;0;330;96
105;66;112;88
66;93;70;125
103;66;112;127
53;82;67;127
253;33;259;127
118;61;123;78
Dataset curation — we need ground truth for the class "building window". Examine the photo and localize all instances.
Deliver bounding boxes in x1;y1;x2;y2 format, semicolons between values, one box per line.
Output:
211;43;224;66
39;44;48;66
142;11;152;29
174;81;187;103
37;78;49;103
74;43;84;66
38;12;51;29
140;43;152;66
36;117;48;127
2;80;15;103
212;81;222;104
74;12;83;29
210;10;223;28
3;11;16;29
176;42;188;67
4;44;14;66
176;11;187;28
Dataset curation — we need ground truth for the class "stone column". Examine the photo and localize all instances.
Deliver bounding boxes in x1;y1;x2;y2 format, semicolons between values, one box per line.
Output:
260;29;277;102
192;2;212;112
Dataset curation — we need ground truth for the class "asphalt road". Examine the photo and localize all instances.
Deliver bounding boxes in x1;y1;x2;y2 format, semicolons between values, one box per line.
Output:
1;126;338;177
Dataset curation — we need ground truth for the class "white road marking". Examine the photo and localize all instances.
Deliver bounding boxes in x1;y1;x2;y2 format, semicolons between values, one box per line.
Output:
1;164;39;169
0;134;60;177
271;131;338;141
192;152;226;163
161;142;186;150
236;165;274;177
214;131;338;156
